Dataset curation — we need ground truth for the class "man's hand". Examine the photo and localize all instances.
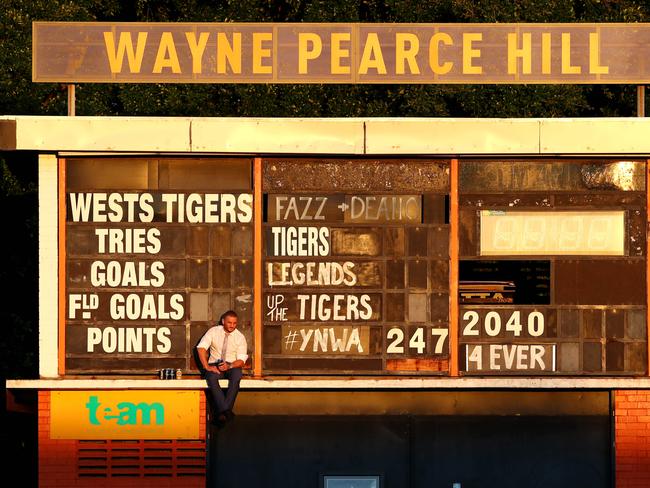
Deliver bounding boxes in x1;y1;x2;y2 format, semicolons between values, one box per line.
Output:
217;362;230;372
198;347;221;373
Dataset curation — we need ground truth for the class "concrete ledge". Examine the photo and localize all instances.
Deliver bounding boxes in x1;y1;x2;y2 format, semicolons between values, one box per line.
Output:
0;116;364;154
191;117;364;154
2;116;650;155
540;118;650;154
7;377;650;390
365;118;540;154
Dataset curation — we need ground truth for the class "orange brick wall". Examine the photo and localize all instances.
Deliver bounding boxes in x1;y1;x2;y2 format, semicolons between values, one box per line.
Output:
38;391;206;488
615;390;650;488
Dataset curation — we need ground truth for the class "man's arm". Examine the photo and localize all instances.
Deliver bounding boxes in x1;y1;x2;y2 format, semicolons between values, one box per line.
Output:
197;347;220;373
224;334;247;370
226;359;245;370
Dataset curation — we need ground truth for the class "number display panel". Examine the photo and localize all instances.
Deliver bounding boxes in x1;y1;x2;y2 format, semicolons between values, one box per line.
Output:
262;159;450;374
480;210;625;256
65;158;254;374
459;159;647;375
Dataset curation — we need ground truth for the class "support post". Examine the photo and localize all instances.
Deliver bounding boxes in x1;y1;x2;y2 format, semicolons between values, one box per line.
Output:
67;84;75;116
647;159;650;376
58;158;66;375
253;157;263;377
450;158;459;376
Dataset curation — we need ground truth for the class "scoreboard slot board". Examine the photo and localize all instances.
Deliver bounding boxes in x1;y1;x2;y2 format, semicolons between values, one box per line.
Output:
62;157;647;376
262;159;450;375
459;159;647;375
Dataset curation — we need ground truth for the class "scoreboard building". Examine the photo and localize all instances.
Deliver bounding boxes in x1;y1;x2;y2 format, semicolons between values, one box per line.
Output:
6;22;650;488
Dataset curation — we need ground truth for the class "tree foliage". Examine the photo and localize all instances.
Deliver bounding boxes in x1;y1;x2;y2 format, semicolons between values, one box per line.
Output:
2;0;650;118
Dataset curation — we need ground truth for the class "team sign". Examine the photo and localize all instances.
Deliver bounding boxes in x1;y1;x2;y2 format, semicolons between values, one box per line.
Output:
33;23;650;83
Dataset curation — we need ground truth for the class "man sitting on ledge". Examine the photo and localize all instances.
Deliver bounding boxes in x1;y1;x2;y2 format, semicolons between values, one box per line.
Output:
197;310;248;426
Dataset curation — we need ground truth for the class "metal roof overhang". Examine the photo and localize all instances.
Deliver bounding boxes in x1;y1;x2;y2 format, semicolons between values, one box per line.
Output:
1;116;650;156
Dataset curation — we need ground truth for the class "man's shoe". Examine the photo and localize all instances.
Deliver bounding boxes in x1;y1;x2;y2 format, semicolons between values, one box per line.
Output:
225;410;236;422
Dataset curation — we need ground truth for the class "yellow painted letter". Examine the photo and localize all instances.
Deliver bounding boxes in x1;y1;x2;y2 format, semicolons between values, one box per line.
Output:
331;33;351;75
153;32;181;74
253;32;273;74
561;33;581;74
396;33;420;75
541;33;552;74
298;33;323;74
462;33;482;74
217;33;242;74
358;33;387;75
589;32;609;74
507;32;532;75
185;32;209;74
428;32;453;75
103;32;148;74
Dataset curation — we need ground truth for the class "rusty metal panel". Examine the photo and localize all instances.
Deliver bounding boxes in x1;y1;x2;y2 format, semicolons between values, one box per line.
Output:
460;160;645;193
331;228;383;256
385;358;448;372
384;228;405;256
555;260;645;305
263;159;449;192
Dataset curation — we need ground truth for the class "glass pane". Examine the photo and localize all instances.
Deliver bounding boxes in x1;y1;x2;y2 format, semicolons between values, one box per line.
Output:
324;476;379;488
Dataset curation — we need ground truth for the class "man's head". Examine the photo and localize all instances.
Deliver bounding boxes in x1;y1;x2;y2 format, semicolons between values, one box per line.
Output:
221;310;238;333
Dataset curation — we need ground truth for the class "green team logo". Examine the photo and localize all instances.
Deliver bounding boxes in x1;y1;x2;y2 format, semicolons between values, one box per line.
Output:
85;395;165;426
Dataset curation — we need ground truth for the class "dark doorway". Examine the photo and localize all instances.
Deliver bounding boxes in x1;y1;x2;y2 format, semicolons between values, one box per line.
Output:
208;414;610;488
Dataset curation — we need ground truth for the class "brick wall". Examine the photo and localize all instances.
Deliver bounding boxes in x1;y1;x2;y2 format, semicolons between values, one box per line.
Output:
38;391;207;488
615;390;650;488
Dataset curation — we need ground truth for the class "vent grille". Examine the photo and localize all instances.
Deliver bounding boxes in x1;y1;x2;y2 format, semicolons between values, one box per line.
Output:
77;439;206;478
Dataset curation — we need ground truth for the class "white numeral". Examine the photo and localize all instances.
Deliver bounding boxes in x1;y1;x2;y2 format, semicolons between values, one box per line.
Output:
527;311;545;337
462;310;545;337
409;327;426;353
463;311;480;336
387;328;405;353
485;311;501;337
431;328;449;354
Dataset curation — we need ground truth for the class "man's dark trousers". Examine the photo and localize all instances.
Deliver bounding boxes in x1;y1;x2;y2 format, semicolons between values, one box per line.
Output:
205;363;243;414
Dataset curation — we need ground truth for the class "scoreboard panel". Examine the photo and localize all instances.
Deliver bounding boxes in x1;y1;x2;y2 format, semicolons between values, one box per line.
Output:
64;158;254;373
459;159;647;375
59;156;648;377
262;159;450;375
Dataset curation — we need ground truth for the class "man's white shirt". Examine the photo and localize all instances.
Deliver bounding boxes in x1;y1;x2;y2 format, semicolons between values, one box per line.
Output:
197;325;248;364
